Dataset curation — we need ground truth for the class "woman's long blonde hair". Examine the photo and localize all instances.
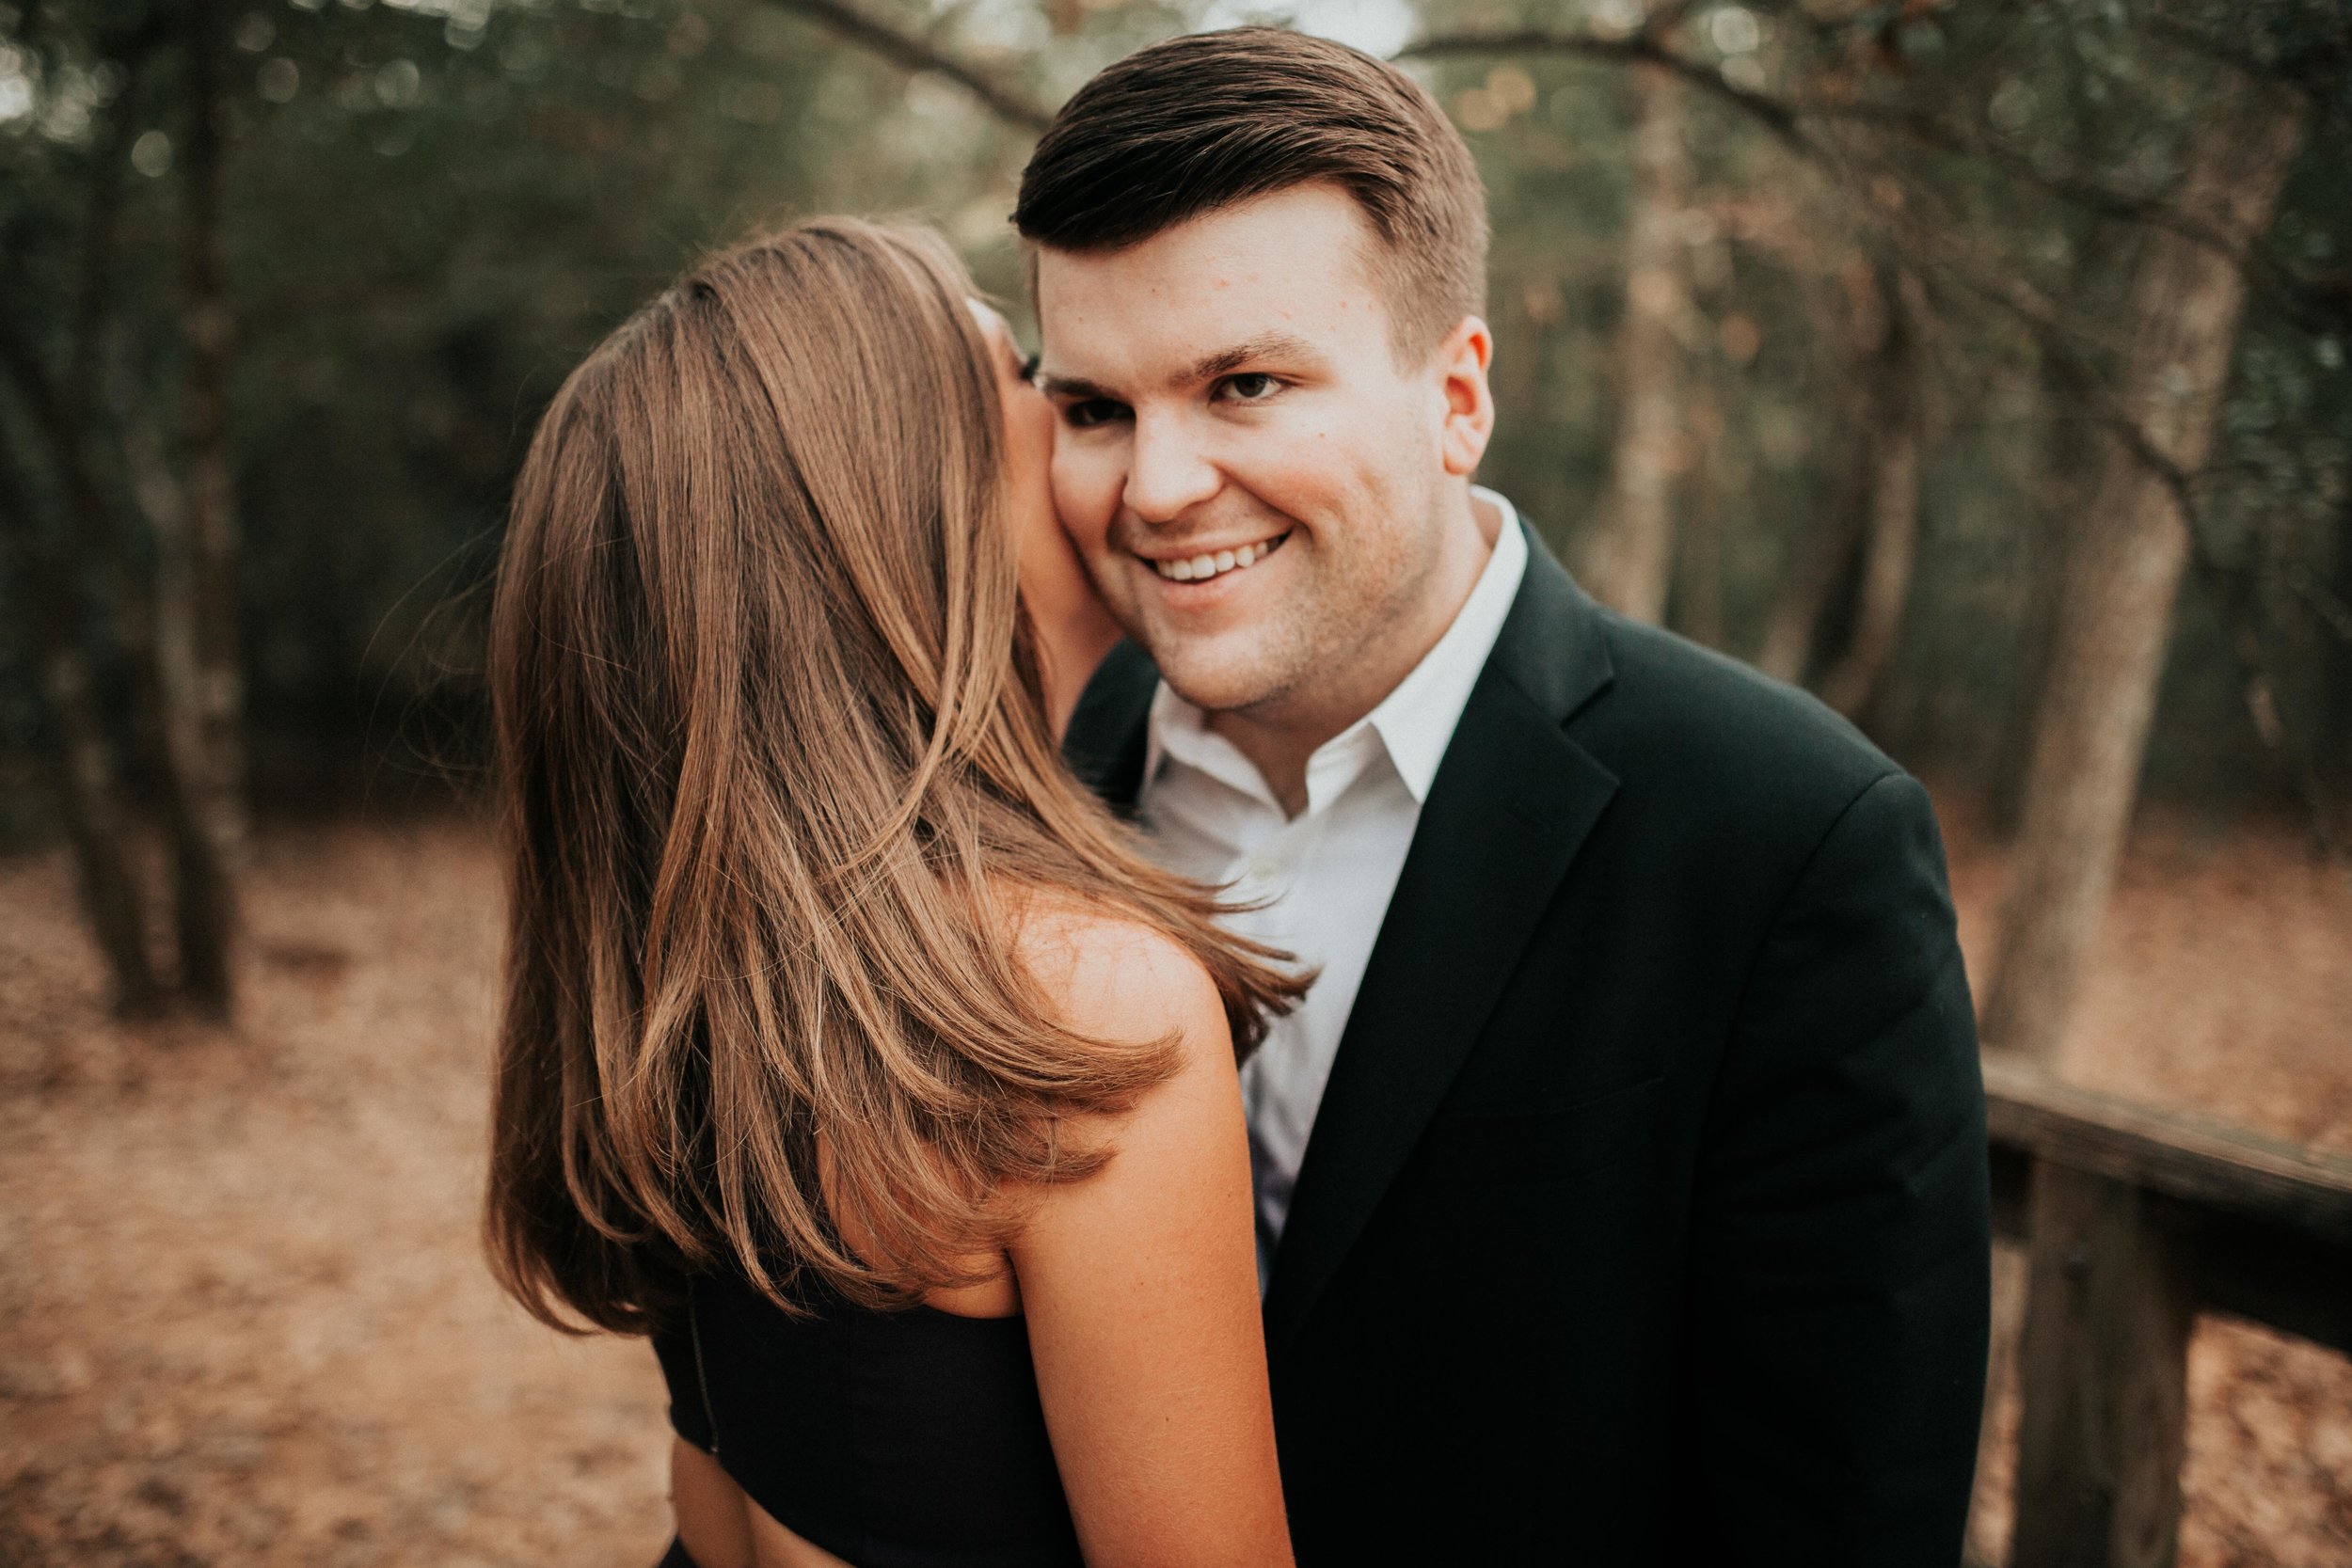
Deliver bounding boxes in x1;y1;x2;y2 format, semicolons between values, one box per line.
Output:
485;218;1298;1333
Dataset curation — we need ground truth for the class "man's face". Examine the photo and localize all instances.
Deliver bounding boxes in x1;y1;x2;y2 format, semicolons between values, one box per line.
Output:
1034;182;1487;723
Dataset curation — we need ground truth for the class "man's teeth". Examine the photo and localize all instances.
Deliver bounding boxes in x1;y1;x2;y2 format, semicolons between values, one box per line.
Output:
1152;536;1282;582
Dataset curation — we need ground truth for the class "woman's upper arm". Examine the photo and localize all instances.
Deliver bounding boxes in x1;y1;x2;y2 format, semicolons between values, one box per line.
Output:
1009;926;1292;1568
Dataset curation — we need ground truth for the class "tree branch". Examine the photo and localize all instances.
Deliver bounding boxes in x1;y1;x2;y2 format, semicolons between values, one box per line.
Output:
752;0;1052;132
1791;97;2250;262
1396;28;1811;152
1402;25;2298;289
2144;15;2352;100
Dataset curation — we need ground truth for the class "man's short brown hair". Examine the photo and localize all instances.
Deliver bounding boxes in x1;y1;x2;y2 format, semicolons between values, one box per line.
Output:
1012;27;1488;362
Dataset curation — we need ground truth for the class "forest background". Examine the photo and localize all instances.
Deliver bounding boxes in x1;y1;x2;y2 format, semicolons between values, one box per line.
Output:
1;1;2348;1565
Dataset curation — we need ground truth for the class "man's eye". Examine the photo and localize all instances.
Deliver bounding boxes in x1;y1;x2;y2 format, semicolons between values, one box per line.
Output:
1062;399;1129;429
1218;372;1280;404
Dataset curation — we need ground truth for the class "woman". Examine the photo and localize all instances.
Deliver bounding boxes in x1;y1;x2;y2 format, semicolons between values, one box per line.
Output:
484;219;1305;1567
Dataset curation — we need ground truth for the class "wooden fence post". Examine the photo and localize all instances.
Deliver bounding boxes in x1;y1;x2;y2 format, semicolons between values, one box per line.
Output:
2010;1158;2194;1568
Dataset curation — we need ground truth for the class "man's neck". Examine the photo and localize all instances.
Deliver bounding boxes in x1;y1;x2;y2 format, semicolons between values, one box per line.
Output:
1209;490;1503;817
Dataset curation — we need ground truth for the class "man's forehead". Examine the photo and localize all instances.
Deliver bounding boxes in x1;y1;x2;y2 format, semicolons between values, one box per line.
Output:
1031;184;1390;361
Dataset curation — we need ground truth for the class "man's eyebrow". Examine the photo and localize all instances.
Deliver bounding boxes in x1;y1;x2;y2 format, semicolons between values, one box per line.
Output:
1032;331;1321;403
1187;331;1319;384
1033;371;1120;403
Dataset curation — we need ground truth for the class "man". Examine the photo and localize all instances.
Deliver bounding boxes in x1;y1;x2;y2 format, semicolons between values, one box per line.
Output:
1018;27;1991;1566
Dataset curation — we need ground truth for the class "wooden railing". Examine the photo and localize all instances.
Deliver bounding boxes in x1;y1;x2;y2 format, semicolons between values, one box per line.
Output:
1980;1052;2352;1568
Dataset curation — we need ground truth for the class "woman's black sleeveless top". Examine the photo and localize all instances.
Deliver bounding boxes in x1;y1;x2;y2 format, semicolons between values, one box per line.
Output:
651;1267;1083;1568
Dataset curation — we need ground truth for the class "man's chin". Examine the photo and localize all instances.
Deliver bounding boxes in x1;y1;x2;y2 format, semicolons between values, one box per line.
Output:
1145;642;1295;718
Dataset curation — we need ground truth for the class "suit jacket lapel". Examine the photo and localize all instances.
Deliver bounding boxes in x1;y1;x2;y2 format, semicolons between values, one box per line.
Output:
1056;534;1623;1353
1060;639;1157;817
1262;534;1619;1353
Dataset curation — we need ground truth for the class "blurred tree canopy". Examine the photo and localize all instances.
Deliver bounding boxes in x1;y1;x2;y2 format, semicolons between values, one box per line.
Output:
2;0;2348;1015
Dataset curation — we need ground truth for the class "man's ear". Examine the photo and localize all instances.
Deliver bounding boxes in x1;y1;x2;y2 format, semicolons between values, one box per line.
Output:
1435;316;1495;478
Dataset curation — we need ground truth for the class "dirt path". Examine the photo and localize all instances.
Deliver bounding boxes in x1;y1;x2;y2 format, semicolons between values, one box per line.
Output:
0;804;2345;1565
0;818;667;1568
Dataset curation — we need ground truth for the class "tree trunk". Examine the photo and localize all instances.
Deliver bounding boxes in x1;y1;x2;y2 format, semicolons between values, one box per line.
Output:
1978;89;2307;1063
0;456;165;1016
1756;495;1860;684
0;324;154;689
2250;491;2352;859
124;384;240;1021
0;45;174;1017
1817;263;1928;721
1673;376;1724;647
1581;63;1691;624
161;0;246;1016
1994;364;2097;834
2322;498;2352;825
1756;257;1915;699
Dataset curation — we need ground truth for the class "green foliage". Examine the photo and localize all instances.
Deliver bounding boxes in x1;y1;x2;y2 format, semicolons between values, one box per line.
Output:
1;0;2346;822
1422;0;2352;802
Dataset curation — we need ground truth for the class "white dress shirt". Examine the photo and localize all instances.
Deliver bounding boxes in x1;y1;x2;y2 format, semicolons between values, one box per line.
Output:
1136;489;1530;1287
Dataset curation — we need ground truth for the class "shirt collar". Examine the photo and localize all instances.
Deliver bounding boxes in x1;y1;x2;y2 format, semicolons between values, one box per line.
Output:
1143;486;1531;814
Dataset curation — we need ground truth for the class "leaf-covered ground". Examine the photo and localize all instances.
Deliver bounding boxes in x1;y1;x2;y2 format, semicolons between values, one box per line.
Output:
0;817;667;1568
0;803;2344;1567
1941;799;2352;1568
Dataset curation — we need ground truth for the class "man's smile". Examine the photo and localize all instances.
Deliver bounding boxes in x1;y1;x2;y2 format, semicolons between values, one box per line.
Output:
1137;530;1293;584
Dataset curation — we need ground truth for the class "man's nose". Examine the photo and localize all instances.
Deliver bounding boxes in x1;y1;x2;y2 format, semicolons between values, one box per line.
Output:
1122;409;1221;525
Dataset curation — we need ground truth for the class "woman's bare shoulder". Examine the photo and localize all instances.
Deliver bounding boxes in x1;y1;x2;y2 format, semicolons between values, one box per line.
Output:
1007;891;1227;1055
996;895;1286;1567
